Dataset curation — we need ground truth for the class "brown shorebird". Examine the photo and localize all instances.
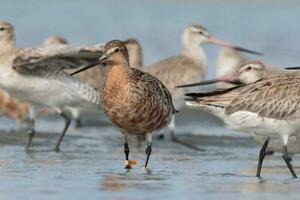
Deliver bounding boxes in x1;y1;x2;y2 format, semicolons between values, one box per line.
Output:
72;38;142;90
0;21;30;126
71;40;176;169
43;35;69;46
43;35;103;128
146;24;262;150
216;48;284;89
178;61;268;88
216;47;245;88
0;89;29;125
179;61;300;165
124;38;143;68
67;38;143;127
0;21;104;151
183;67;300;178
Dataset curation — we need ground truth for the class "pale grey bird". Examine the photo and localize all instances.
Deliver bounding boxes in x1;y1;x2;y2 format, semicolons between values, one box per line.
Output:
0;21;103;151
147;24;262;150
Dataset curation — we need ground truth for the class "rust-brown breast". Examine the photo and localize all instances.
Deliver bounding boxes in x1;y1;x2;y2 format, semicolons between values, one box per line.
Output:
101;66;173;135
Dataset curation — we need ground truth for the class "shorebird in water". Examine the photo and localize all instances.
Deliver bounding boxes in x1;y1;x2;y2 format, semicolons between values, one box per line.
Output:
178;61;269;88
43;35;69;46
0;21;103;151
67;38;143;127
216;47;284;89
43;35;103;128
147;24;263;150
216;47;245;88
0;89;30;126
71;40;176;169
180;63;300;178
0;21;30;127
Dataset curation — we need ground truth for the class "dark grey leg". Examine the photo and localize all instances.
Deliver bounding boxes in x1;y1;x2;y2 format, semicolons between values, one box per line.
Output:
282;145;297;178
75;118;82;128
124;135;131;169
144;133;152;168
26;119;35;149
170;130;204;151
169;116;204;151
53;112;71;152
256;137;269;177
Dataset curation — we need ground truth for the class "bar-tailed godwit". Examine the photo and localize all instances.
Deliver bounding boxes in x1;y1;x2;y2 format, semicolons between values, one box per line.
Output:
66;38;143;127
43;35;68;46
147;24;262;149
71;40;176;169
183;66;300;178
124;38;143;68
0;21;104;151
216;47;245;88
216;47;284;89
178;61;268;88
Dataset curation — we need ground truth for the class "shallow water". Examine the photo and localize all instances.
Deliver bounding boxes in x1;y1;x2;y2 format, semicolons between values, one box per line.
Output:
1;0;300;199
0;109;299;200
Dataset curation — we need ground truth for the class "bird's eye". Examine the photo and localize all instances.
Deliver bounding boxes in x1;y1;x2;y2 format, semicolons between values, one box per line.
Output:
115;48;119;52
198;31;203;35
0;27;5;31
246;66;252;71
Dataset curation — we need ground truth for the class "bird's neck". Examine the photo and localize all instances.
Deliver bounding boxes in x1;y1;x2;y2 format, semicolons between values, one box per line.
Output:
103;64;130;89
101;64;131;109
181;42;207;67
0;39;15;55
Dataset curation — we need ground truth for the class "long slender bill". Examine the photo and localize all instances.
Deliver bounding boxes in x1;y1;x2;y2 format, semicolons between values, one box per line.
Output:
70;53;108;76
70;60;101;76
176;72;241;88
208;37;263;56
285;66;300;70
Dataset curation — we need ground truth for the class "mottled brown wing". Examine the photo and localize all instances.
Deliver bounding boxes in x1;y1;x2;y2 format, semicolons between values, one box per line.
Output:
130;68;176;114
225;72;300;120
12;44;103;76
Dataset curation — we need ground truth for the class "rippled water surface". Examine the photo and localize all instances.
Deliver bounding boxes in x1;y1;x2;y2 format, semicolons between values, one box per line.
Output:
1;0;300;199
0;109;299;200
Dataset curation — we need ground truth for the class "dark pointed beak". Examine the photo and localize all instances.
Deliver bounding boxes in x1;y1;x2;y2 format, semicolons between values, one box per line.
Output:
207;36;263;56
285;66;300;70
176;72;242;88
70;54;107;76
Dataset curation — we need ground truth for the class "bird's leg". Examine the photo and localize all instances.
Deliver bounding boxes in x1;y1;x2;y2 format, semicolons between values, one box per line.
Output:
256;137;269;177
144;133;152;168
75;118;82;128
157;133;165;139
26;118;35;150
124;135;131;169
282;145;297;178
25;104;37;150
265;150;274;155
53;112;71;152
169;116;203;151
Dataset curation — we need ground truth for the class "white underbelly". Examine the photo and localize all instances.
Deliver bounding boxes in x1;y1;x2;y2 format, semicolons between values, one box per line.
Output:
224;111;300;139
0;70;83;109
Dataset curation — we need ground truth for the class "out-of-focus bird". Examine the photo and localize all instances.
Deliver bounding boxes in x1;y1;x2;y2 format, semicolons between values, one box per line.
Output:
43;35;69;46
0;21;104;151
147;24;262;150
